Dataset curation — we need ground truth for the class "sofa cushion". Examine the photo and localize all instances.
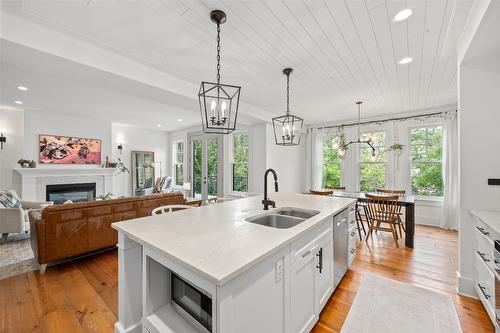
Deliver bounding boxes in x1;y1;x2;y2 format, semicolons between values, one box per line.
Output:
0;190;21;208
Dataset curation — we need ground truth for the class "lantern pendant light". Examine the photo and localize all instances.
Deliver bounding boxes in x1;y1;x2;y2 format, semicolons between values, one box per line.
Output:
272;68;304;146
198;10;241;134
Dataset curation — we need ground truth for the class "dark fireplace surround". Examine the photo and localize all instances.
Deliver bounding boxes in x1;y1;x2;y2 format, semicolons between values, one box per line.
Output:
46;183;96;204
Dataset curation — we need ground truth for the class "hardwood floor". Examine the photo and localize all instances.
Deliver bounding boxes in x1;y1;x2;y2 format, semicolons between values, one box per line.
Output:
0;225;493;333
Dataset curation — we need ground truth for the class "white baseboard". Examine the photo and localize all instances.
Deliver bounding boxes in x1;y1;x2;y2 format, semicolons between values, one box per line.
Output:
456;271;477;298
114;322;142;333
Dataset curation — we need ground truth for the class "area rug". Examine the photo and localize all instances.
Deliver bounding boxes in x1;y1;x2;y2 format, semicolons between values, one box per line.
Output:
0;234;39;280
340;273;462;333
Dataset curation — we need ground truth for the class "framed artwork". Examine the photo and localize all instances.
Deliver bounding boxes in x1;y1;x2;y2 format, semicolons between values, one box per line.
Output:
39;135;102;164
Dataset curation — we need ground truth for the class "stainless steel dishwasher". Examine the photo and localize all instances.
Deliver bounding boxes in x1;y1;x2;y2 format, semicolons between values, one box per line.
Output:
333;208;349;289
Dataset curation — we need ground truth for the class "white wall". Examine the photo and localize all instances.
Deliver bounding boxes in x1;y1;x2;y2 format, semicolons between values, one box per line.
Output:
23;110;111;167
458;66;500;295
0;108;24;190
266;124;306;193
111;124;170;197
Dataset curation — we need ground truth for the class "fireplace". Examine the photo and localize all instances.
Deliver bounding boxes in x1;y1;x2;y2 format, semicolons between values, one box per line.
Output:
46;183;96;204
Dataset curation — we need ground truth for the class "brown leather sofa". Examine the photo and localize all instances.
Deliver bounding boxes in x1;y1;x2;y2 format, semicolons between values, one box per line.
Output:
29;192;186;273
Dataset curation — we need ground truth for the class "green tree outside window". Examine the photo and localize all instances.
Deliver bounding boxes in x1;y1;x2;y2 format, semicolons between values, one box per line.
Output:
232;132;249;192
322;134;341;188
359;131;386;192
410;126;443;197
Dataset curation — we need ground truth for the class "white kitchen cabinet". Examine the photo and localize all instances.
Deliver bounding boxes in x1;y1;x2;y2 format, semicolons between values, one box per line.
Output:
315;232;334;311
470;210;500;329
290;244;318;333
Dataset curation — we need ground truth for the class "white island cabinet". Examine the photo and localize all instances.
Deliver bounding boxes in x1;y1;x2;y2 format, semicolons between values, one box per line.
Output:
112;193;356;333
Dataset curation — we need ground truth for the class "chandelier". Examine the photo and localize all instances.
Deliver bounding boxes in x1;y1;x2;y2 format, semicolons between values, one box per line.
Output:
198;10;241;134
337;101;376;160
272;68;303;146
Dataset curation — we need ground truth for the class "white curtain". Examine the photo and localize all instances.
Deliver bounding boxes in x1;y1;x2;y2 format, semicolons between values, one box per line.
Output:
304;128;323;191
440;113;459;229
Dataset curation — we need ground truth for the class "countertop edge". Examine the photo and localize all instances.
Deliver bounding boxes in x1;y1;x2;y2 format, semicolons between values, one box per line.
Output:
113;198;356;285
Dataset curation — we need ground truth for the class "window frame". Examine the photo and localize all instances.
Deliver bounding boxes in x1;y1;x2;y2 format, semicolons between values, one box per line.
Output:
358;130;387;192
173;140;184;186
408;124;444;198
322;133;342;188
231;131;249;193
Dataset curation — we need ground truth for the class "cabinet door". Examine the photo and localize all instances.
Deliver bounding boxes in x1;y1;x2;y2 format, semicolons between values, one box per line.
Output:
315;234;334;311
290;245;318;333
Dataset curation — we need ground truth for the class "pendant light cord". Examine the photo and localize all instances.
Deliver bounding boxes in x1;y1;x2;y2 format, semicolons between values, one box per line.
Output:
216;23;221;85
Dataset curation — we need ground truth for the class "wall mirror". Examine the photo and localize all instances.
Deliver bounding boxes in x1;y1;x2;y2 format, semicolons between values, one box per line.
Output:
131;151;155;195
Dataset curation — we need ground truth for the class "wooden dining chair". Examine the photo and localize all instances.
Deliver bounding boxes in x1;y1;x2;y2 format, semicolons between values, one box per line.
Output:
151;205;194;215
325;186;346;192
365;194;400;247
376;188;406;237
309;189;333;196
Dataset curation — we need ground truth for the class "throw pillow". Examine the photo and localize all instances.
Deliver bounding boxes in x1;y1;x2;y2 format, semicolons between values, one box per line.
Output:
0;190;21;208
154;177;167;194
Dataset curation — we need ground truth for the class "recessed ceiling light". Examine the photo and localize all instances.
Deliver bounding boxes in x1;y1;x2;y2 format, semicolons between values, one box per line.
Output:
17;86;28;91
157;124;162;128
398;57;413;65
177;118;183;122
393;9;412;22
14;100;23;105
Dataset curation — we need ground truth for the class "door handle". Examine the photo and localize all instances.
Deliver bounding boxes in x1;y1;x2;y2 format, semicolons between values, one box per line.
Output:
316;247;323;274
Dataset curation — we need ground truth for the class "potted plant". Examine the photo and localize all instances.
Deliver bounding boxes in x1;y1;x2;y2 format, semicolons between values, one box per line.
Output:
384;143;404;156
115;158;129;175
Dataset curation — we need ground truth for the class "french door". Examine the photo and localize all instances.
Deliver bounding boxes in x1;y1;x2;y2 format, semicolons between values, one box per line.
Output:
189;134;223;202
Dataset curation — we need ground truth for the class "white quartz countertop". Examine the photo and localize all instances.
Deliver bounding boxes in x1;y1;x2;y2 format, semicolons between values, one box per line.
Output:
470;209;500;234
112;192;355;285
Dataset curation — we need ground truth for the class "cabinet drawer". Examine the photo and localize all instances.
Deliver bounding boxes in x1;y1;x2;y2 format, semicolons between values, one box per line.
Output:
474;216;499;242
475;228;494;271
474;252;495;321
291;219;332;261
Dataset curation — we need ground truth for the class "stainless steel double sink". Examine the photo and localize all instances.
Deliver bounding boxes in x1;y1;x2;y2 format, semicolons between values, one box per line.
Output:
245;207;320;229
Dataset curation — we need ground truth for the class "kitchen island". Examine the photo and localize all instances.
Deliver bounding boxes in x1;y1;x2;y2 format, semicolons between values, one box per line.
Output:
112;192;356;333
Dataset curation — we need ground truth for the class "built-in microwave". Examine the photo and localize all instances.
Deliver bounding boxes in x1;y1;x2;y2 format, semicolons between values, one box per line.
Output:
171;272;213;332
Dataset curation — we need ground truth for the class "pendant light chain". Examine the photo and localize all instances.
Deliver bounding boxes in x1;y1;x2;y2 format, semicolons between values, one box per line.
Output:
286;71;290;115
216;23;221;85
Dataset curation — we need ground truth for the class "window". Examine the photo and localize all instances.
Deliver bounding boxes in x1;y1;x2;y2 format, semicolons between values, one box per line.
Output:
410;126;443;197
232;132;249;192
174;141;184;186
322;134;341;188
359;131;386;192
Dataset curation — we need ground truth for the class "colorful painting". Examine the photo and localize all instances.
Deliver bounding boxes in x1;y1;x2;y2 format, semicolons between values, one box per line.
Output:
39;135;101;164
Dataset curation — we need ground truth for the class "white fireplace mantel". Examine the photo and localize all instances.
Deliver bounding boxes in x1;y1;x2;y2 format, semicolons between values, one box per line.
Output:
14;167;117;177
13;167;117;201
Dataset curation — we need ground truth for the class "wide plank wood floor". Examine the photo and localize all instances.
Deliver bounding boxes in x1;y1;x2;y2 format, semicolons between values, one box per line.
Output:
0;225;493;333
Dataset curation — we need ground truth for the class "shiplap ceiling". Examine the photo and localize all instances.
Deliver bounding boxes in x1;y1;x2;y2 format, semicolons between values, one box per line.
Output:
2;0;471;124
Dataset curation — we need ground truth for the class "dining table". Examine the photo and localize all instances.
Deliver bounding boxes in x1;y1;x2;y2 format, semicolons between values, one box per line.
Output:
330;191;416;248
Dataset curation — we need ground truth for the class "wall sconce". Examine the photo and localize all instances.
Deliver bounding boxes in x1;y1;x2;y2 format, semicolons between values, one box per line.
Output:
117;143;123;154
0;133;6;150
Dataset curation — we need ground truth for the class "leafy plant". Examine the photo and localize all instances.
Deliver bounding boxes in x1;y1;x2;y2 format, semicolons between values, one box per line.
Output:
96;192;114;200
115;158;129;175
383;143;404;153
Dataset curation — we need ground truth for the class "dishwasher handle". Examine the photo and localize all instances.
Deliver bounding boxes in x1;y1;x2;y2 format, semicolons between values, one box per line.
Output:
336;217;348;227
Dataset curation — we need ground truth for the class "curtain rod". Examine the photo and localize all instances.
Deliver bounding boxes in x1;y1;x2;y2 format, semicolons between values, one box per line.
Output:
313;109;457;131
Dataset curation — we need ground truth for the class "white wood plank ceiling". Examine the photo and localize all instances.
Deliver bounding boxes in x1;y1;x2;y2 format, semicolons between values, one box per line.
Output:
3;0;470;124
